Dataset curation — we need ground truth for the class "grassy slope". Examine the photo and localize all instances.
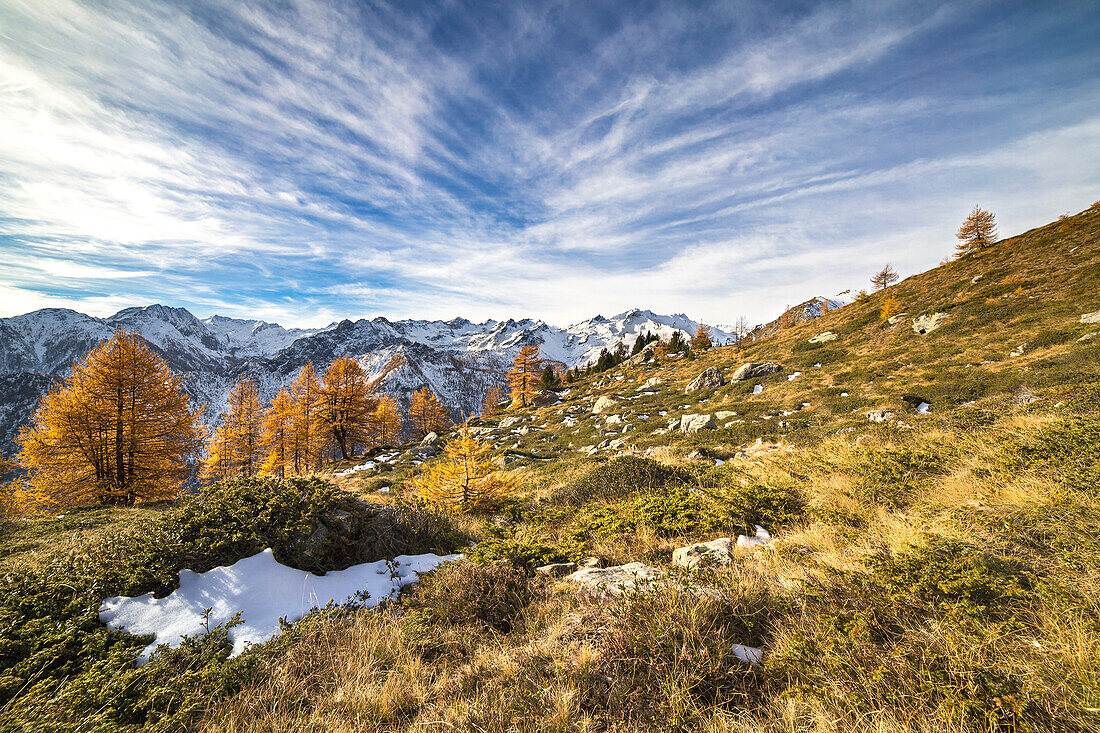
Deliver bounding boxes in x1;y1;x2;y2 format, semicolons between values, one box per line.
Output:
3;205;1099;732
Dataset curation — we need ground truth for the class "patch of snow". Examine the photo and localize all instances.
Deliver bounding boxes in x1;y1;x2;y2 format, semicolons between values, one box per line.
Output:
917;402;931;414
100;549;461;663
334;461;376;477
752;384;763;394
813;362;822;368
787;371;802;381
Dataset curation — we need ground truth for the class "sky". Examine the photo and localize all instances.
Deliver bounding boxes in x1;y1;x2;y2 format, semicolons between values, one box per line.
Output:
0;0;1098;328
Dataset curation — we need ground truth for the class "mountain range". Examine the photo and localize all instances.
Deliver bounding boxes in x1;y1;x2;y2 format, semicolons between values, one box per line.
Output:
0;299;847;451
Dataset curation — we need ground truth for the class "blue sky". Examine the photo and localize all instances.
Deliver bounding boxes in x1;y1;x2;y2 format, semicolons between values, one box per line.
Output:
0;0;1098;328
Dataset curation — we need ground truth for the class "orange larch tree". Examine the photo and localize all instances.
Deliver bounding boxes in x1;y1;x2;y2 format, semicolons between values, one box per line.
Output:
368;395;403;447
289;363;323;474
481;383;506;416
202;377;264;481
316;357;375;460
409;387;451;439
507;344;542;408
412;426;513;512
260;388;294;477
690;324;713;350
16;330;203;508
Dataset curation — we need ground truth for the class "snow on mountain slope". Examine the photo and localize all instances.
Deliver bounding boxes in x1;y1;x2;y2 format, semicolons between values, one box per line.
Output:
202;315;329;357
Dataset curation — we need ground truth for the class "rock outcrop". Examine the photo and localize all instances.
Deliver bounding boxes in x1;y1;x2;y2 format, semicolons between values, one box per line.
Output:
912;312;949;335
593;395;618;413
680;414;716;433
731;362;783;381
685;368;725;393
567;562;661;600
672;538;735;568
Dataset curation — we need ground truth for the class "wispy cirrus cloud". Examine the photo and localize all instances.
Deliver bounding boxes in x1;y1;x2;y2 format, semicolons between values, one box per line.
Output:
0;0;1097;327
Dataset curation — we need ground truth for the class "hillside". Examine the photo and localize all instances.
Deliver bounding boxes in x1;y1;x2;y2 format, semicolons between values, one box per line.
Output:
1;204;1099;733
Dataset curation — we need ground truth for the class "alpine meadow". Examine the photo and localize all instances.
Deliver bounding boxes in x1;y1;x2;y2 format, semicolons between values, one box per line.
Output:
1;1;1099;732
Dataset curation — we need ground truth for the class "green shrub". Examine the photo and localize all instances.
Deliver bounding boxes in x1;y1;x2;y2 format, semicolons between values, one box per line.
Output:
717;478;804;530
466;534;573;568
405;560;531;632
551;456;693;506
854;446;946;508
574;487;731;541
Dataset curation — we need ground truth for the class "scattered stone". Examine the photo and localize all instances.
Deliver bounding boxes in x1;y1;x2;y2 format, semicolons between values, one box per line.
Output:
1080;310;1100;324
867;409;896;423
604;414;623;425
666;417;682;431
808;331;838;343
971;274;984;283
578;557;604;568
715;410;738;420
593;395;618;414
685;368;725;393
732;362;783;381
1009;343;1026;357
499;416;523;428
680;414;716;433
567;562;662;600
672;537;735;569
1078;332;1097;342
732;644;765;666
887;313;908;325
536;562;577;578
686;449;708;461
638;377;665;391
493;454;517;467
911;312;949;335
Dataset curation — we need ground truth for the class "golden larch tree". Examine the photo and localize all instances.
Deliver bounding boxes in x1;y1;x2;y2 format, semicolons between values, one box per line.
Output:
369;395;403;446
260;388;294;477
316;357;375;460
507;344;542;408
412;426;513;512
203;377;264;482
956;206;998;257
289;363;323;474
880;293;903;321
690;324;713;350
481;383;506;416
16;330;203;508
409;387;451;439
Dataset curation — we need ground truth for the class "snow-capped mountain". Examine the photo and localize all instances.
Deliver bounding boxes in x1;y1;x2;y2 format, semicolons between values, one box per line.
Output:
0;304;794;450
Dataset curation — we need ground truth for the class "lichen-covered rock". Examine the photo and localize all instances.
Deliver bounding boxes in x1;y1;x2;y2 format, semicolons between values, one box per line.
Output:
680;414;716;433
567;562;661;600
1080;310;1100;324
685;367;725;393
593;395;618;414
731;362;783;381
808;331;837;343
536;562;577;578
672;537;735;568
912;312;949;335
